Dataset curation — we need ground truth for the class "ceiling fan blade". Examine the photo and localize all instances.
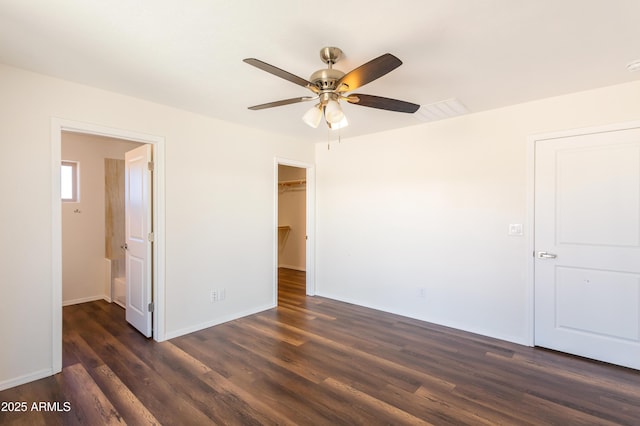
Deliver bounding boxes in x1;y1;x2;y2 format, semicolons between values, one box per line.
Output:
336;53;402;92
248;96;315;110
243;58;314;89
346;94;420;113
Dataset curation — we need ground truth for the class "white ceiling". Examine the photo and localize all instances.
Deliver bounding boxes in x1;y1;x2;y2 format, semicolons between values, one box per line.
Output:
1;0;639;142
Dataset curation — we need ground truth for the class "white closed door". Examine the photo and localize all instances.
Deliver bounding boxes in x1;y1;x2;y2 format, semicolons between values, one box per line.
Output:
534;126;640;369
125;144;153;338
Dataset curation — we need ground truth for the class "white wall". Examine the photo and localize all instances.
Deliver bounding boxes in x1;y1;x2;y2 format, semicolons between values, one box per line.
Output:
2;57;638;390
61;133;141;305
0;63;314;390
316;80;640;345
278;165;306;270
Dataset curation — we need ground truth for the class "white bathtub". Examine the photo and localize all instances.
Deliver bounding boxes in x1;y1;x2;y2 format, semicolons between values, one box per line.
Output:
105;257;127;308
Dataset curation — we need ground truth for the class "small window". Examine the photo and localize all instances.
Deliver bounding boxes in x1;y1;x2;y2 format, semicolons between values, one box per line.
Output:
61;161;79;202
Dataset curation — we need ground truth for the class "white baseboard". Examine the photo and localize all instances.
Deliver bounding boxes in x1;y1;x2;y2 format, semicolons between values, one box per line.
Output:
165;303;276;340
62;294;109;306
316;291;527;346
0;368;53;391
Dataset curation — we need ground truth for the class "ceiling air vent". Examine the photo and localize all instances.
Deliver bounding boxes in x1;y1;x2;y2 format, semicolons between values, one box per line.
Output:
626;59;640;73
414;98;469;122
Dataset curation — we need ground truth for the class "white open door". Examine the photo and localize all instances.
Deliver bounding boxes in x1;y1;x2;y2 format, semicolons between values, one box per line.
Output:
125;144;153;337
534;126;640;369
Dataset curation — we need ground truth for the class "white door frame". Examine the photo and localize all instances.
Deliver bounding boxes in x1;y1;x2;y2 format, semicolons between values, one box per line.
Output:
51;118;166;374
526;119;640;347
274;157;315;300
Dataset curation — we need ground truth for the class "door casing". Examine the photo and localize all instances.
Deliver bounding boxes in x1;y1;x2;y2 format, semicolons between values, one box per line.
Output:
51;118;166;374
526;120;640;347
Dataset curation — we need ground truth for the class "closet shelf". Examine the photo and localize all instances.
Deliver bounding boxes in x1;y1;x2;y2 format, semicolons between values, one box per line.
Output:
278;225;292;249
278;179;306;193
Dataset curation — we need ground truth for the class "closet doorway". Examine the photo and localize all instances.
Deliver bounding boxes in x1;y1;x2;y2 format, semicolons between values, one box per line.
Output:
274;159;315;305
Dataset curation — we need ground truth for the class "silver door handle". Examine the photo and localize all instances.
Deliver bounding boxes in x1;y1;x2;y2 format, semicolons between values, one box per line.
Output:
537;251;557;259
121;243;128;251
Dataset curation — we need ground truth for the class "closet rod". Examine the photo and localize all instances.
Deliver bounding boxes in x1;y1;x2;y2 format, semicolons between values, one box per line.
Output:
278;179;306;186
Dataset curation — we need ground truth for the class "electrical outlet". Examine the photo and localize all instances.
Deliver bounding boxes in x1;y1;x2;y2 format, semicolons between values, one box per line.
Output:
210;289;226;303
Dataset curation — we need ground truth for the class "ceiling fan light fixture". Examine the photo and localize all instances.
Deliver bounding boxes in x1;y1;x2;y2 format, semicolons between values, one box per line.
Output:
302;104;323;128
328;115;349;130
324;99;344;124
245;47;418;131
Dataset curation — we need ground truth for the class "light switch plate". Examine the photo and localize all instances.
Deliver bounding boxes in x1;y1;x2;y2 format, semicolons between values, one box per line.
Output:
508;224;523;236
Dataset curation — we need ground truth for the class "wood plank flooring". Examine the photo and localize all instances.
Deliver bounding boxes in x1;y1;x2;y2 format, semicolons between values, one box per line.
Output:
2;268;640;424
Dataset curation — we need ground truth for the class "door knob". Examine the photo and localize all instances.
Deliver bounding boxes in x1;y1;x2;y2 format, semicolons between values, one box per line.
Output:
537;251;557;259
121;243;128;251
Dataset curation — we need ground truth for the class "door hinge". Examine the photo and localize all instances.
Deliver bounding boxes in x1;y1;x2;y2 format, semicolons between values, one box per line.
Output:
148;161;154;171
148;302;154;312
148;232;154;242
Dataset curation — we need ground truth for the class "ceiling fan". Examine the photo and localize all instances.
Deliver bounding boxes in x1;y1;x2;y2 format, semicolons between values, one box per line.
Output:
243;47;420;129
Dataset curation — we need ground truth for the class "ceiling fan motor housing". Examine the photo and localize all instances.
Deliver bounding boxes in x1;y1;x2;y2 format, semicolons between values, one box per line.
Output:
309;68;345;91
310;47;347;91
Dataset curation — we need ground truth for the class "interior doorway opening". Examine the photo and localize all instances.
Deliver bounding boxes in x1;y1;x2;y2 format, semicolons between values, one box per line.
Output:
274;158;315;306
277;165;307;304
61;131;143;310
51;118;166;374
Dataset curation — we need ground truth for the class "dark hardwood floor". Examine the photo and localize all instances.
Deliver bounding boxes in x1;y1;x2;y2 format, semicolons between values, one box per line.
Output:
2;268;640;425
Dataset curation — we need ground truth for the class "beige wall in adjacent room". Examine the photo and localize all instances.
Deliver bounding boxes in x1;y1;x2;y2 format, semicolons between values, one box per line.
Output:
61;132;141;305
